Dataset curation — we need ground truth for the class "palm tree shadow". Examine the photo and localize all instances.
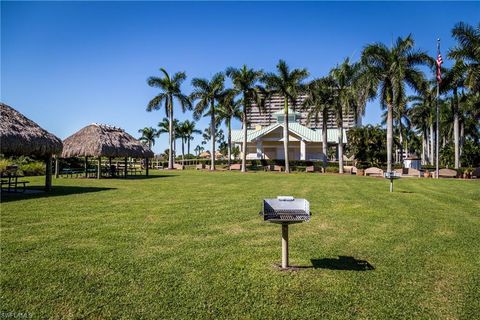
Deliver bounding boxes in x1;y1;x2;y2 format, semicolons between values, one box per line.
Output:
1;186;115;203
298;256;374;271
121;174;178;180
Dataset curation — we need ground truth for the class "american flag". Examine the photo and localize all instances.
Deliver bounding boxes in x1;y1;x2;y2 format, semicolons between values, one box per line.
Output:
436;52;443;83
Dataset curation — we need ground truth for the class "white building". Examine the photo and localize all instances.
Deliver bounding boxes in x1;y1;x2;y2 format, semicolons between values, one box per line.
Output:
231;109;347;161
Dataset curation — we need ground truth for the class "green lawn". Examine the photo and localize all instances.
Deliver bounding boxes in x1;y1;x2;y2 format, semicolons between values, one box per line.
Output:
1;171;479;319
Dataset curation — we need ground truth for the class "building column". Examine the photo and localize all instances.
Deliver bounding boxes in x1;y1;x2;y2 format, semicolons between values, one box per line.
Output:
256;140;263;159
300;140;306;161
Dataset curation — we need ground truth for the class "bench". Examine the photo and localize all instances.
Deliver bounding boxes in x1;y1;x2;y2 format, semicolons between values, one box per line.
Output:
305;166;315;173
438;168;457;178
365;167;384;177
229;163;241;170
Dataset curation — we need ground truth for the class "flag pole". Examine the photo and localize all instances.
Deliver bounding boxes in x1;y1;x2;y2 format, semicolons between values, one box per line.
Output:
435;38;440;179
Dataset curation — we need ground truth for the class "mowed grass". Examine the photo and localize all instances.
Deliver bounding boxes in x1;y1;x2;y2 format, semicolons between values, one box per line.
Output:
1;170;479;319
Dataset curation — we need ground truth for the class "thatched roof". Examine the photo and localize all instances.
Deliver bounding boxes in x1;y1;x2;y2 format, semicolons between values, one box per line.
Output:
62;124;154;158
0;103;63;157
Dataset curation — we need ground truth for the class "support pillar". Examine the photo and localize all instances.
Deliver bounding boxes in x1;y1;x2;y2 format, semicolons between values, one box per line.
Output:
256;140;263;159
97;157;101;179
281;224;289;269
84;156;88;178
300;140;306;161
55;156;60;178
45;155;52;191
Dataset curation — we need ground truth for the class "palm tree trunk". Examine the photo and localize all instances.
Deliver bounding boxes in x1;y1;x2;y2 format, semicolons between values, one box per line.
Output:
430;123;435;165
460;121;464;161
227;119;232;167
338;119;344;174
241;96;248;173
210;100;215;171
283;98;290;173
187;137;191;156
422;134;426;165
168;99;174;170
181;137;185;163
453;91;460;169
386;103;393;172
322;109;328;168
399;122;404;165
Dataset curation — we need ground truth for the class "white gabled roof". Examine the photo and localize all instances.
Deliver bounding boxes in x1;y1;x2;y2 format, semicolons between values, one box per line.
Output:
231;123;347;144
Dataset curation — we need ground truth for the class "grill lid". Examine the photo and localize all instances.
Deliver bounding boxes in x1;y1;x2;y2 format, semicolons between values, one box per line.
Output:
261;196;310;224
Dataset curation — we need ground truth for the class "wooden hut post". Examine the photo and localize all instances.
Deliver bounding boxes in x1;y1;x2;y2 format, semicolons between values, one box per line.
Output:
85;156;88;178
97;156;101;179
55;156;60;178
124;157;128;178
145;157;149;176
45;155;53;191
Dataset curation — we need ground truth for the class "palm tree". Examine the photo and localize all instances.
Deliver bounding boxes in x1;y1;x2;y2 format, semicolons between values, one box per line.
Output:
158;117;179;158
328;59;366;173
147;68;191;169
226;65;264;172
190;73;226;170
441;61;466;168
216;90;242;166
138;127;158;150
176;121;188;162
261;60;309;173
303;77;335;167
194;145;204;157
449;22;480;92
361;35;433;172
181;120;201;156
382;93;411;164
409;94;434;165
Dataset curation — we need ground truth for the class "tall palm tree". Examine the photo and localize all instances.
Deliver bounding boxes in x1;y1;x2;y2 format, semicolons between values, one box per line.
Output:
261;60;309;173
329;59;358;173
441;61;466;168
409;94;434;165
216;89;242;166
158;117;180;158
226;65;264;172
361;35;433;172
180;120;201;156
176;121;188;162
138;127;158;150
190;73;226;170
147;68;191;169
448;22;480;92
382;93;411;164
303;77;335;167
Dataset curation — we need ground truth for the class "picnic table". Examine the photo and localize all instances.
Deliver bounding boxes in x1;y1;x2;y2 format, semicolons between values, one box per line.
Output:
1;172;29;192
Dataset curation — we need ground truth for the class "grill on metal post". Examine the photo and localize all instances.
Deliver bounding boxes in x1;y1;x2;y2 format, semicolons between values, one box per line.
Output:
260;196;310;269
384;171;401;192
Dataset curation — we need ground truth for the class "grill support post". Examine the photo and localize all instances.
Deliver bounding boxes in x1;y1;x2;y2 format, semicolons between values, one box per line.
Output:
282;223;289;269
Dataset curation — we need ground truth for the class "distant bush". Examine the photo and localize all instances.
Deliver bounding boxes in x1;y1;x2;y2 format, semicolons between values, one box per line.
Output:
20;162;45;176
325;167;339;173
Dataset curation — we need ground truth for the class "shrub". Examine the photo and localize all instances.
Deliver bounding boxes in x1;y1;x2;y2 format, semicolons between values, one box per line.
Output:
20;162;45;176
325;166;339;173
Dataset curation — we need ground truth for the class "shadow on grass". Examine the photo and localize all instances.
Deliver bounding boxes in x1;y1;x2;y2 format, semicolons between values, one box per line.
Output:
311;256;375;271
1;186;115;203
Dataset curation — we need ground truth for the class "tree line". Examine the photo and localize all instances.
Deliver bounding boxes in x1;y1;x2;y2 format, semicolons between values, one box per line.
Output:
140;21;479;173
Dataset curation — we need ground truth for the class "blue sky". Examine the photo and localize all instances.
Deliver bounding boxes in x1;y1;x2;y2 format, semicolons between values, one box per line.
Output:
2;1;478;154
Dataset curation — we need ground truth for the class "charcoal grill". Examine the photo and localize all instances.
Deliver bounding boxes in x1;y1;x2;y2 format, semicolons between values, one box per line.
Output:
384;171;401;192
260;196;310;269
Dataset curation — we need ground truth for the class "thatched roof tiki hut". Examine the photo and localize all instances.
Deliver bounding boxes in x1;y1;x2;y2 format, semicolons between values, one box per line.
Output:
0;103;63;190
61;124;154;178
